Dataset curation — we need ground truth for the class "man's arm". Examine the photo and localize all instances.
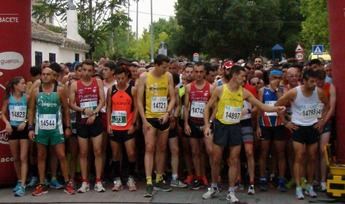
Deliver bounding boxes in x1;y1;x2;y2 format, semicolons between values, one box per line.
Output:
166;73;176;115
244;89;285;113
204;86;221;127
183;84;191;126
136;73;147;122
58;87;71;128
69;81;83;112
131;86;139;125
28;88;37;126
320;84;337;122
95;78;105;114
275;88;296;107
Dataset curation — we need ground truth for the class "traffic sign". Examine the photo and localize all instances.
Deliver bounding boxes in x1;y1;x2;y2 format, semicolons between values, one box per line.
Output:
312;45;324;55
193;53;199;62
295;44;304;52
295;53;304;61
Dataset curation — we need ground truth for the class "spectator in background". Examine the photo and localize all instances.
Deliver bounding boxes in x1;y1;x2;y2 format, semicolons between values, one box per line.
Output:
324;63;332;84
204;63;218;84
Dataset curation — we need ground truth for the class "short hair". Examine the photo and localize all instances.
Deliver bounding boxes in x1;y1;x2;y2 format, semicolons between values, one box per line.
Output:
302;68;319;80
194;62;204;69
228;65;245;79
316;69;326;80
309;59;322;66
81;59;95;67
49;62;62;73
172;72;180;86
104;60;117;71
204;63;217;75
114;66;131;78
30;66;41;77
154;54;170;66
74;63;82;71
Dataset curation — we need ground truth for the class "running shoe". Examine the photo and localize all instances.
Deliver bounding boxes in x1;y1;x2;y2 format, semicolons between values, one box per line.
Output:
112;178;123;191
94;181;106;192
144;184;153;197
14;185;25;197
304;184;317;198
320;181;327;192
50;179;63;189
191;179;202;190
32;184;48;196
259;177;268;191
154;180;172;192
247;185;255;195
278;177;287;192
183;175;194;185
170;179;187;188
27;176;38;188
12;181;21;192
296;186;304;200
127;177;137;191
226;191;239;203
64;181;75;195
77;182;90;193
202;186;219;199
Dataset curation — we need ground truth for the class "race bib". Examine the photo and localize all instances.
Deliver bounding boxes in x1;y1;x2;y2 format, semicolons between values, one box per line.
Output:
316;103;324;118
223;106;242;123
38;114;56;130
111;111;127;126
301;104;319;121
9;105;26;122
151;96;167;113
80;101;97;118
264;100;278;116
190;101;205;118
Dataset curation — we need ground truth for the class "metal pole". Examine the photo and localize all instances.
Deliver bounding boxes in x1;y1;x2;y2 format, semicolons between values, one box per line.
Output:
127;0;130;42
150;0;154;62
136;0;139;40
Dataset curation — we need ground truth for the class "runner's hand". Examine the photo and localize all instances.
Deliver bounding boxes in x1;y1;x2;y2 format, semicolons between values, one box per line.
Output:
65;128;72;138
5;122;13;134
275;106;286;113
285;122;299;132
314;120;325;133
128;125;135;135
28;130;35;141
256;127;262;139
107;125;112;134
86;115;96;125
143;119;152;131
159;113;169;124
184;123;191;136
204;125;211;138
84;108;94;117
17;122;26;132
170;116;176;129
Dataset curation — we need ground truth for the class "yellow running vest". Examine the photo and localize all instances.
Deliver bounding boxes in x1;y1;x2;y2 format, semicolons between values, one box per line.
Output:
145;72;169;118
215;85;243;125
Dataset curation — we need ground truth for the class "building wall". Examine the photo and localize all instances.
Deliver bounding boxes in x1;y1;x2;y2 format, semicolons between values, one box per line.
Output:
31;40;86;66
59;48;86;63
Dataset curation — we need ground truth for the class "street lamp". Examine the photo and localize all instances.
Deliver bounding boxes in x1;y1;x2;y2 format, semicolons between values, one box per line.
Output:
150;0;154;62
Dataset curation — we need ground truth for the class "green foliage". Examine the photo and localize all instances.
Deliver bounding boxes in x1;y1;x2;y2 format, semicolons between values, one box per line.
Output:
32;0;129;59
300;0;329;51
173;0;306;59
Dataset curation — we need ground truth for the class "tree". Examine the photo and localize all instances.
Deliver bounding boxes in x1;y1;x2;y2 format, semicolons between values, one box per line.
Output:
300;0;329;51
173;0;309;59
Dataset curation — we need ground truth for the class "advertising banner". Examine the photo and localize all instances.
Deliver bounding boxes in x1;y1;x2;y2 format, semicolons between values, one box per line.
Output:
328;1;345;163
0;0;31;184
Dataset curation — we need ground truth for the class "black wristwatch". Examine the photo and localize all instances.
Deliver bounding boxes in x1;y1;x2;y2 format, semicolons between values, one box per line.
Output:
28;125;34;131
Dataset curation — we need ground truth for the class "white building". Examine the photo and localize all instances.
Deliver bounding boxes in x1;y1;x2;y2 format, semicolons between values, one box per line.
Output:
31;0;89;66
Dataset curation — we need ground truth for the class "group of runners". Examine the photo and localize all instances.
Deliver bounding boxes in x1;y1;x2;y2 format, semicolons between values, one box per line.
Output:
0;55;336;203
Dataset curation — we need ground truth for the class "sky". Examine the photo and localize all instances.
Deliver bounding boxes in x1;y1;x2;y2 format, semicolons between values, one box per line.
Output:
128;0;177;37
